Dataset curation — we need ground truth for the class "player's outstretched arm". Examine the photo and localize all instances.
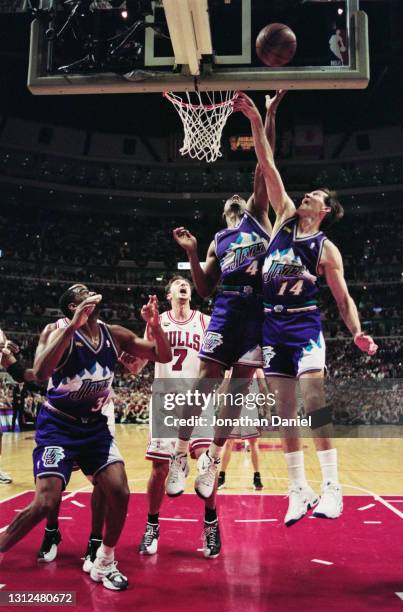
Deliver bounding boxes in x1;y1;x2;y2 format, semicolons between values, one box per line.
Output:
0;333;36;382
234;91;295;223
119;324;152;375
173;228;220;298
320;241;378;355
247;90;286;225
110;296;172;364
33;294;102;380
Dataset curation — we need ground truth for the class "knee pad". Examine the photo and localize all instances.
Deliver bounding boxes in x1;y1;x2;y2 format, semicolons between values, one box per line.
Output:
309;405;332;430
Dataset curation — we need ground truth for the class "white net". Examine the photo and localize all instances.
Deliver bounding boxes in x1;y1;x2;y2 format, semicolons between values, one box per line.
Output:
164;90;237;163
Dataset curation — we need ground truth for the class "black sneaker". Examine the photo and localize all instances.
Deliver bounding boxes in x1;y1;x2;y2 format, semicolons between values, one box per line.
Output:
217;471;225;490
37;528;62;563
253;472;264;491
139;523;159;555
82;537;102;573
203;520;221;559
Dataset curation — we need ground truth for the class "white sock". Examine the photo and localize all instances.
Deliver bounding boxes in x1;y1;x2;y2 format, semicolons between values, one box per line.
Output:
317;449;338;484
98;543;114;559
208;442;224;461
175;439;189;455
284;450;308;488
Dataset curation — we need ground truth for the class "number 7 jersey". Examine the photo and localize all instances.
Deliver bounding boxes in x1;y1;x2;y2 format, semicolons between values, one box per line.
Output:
155;310;209;379
262;216;327;309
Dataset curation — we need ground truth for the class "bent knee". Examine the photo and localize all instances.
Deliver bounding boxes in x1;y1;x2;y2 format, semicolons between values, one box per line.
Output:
152;461;169;479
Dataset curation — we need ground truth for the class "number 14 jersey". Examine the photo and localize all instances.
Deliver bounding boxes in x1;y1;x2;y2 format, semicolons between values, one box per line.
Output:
262;216;327;308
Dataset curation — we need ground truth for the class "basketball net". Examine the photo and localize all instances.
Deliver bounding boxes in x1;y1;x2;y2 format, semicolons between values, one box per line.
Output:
163;90;238;163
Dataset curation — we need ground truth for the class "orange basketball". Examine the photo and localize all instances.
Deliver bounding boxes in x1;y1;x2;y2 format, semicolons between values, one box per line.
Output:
256;23;297;67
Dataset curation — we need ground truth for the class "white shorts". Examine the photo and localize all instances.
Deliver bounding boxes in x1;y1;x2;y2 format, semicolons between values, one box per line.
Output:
102;399;115;437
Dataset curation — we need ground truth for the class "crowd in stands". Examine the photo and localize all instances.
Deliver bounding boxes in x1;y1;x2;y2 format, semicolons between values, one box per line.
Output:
2;145;403;193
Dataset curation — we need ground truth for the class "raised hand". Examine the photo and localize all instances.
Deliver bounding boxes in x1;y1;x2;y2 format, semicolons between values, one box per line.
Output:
232;91;261;122
141;295;160;328
265;89;287;114
354;332;378;356
173;227;197;254
71;294;102;330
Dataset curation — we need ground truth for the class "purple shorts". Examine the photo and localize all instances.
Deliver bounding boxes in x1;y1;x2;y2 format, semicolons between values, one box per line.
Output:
199;293;263;369
262;309;326;378
33;407;123;488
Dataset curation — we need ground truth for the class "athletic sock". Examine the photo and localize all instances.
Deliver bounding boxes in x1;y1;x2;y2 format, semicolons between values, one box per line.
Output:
317;448;339;484
204;507;217;523
208;442;223;461
46;523;58;531
99;543;114;559
89;532;102;541
147;512;159;525
175;439;189;455
284;450;308;488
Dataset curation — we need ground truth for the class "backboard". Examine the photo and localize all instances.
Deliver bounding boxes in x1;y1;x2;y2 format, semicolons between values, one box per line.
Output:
28;0;369;95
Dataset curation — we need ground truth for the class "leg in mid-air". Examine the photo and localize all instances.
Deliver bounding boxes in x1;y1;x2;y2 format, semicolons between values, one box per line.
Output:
299;372;342;519
266;376;318;527
89;462;130;591
192;444;220;559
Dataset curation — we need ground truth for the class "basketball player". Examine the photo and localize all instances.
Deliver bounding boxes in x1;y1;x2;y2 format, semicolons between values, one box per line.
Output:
135;276;220;557
166;92;286;500
0;331;36;484
37;347;144;567
234;91;378;525
0;284;171;592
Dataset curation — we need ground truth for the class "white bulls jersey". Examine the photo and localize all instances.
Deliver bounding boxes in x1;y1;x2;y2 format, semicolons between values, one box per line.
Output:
155;310;209;379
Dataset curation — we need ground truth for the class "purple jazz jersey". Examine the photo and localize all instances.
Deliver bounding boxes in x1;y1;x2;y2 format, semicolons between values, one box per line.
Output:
262;216;326;308
215;210;270;291
199;211;270;368
33;321;123;487
262;216;327;377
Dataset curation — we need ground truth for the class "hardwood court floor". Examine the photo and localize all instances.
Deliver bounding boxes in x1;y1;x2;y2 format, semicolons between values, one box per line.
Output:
1;424;402;500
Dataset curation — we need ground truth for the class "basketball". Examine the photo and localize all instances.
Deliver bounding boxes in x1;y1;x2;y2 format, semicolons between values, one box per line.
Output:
256;23;297;67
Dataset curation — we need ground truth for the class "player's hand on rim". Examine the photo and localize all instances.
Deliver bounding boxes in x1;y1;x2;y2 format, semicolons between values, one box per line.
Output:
233;91;261;121
354;332;378;356
70;294;102;330
173;227;197;253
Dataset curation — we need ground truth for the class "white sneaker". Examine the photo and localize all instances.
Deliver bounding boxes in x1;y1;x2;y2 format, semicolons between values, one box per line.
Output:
90;554;128;591
284;485;319;527
0;470;12;484
194;451;220;500
165;453;189;497
313;481;343;519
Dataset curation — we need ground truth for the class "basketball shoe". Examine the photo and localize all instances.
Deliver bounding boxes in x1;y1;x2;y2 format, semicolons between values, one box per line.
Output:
195;451;220;499
203;520;221;559
284;485;319;527
0;470;12;484
82;537;102;572
165;453;189;497
313;481;343;519
217;471;225;490
90;550;128;591
139;523;159;555
253;472;264;491
37;528;62;562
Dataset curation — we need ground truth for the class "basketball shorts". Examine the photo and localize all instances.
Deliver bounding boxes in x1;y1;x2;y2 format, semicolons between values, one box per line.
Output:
262;309;326;378
199;293;263;369
33;407;123;489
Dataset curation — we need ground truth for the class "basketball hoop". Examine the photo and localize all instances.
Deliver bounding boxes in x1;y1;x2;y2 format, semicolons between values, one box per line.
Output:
163;90;238;163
